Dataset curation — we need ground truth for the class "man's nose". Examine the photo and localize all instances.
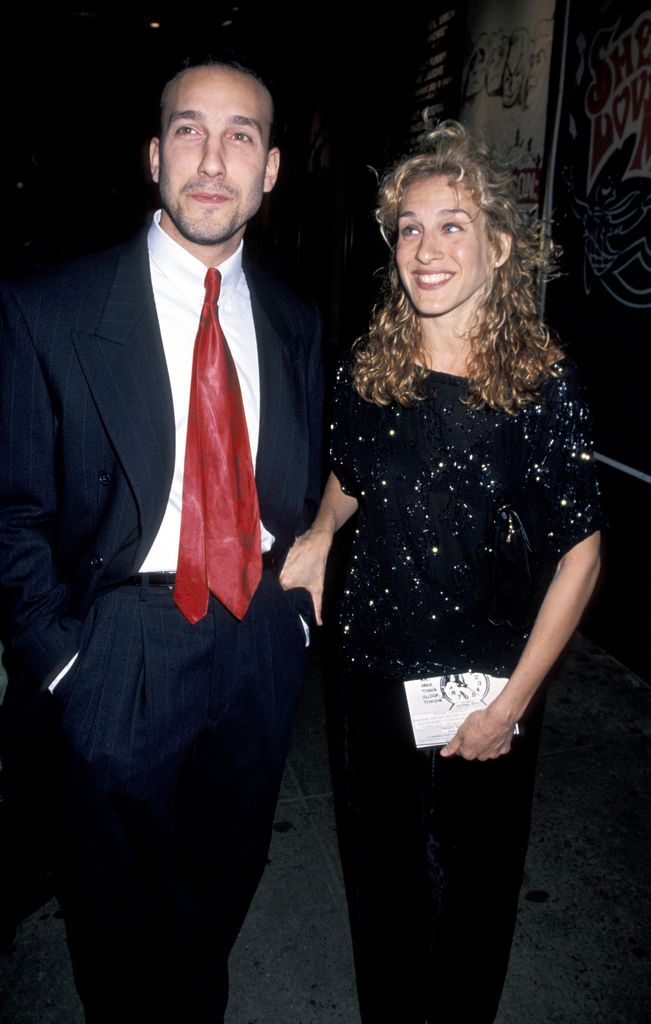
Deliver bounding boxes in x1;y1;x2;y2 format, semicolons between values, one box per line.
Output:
198;136;226;177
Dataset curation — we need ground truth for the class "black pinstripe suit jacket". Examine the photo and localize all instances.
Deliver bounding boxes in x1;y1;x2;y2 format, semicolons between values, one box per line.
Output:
0;230;323;690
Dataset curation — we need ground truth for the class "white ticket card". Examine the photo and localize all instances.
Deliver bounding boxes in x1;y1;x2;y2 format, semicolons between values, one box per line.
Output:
403;673;511;748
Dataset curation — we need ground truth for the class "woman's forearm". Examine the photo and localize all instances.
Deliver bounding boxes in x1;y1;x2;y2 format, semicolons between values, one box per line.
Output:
279;473;359;623
442;530;601;760
492;530;602;724
310;472;359;539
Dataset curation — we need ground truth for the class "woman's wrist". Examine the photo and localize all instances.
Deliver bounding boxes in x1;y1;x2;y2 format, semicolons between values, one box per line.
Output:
308;515;337;549
487;691;524;729
290;523;334;566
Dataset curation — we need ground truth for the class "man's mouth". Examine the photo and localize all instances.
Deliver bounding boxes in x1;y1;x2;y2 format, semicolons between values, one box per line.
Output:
187;191;231;205
183;183;236;205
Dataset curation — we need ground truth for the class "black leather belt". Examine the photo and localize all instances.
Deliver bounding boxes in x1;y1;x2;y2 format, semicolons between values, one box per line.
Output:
124;550;282;588
124;571;177;587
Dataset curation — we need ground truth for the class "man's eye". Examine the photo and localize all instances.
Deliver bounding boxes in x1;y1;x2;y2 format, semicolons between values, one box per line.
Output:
176;126;198;136
232;131;252;143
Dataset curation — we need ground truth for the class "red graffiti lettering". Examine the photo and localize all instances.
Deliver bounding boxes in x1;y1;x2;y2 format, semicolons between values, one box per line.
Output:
586;25;615;115
612;88;631;137
610;31;634;90
585;16;651;187
635;16;651;65
631;71;650;120
629;108;651;173
512;169;540;202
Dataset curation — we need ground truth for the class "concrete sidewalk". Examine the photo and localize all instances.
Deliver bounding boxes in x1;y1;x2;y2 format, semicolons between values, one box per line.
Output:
1;634;649;1023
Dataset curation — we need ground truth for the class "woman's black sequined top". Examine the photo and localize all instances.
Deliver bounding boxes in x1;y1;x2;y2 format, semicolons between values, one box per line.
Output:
330;358;603;680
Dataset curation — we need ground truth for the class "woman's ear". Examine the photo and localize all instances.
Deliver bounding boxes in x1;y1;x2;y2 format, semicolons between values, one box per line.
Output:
494;232;512;268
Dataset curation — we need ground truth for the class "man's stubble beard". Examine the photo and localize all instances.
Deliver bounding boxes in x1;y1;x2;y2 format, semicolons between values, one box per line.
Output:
158;167;265;249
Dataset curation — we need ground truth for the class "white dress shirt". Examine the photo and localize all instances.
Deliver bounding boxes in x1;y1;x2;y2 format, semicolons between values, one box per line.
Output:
141;210;274;572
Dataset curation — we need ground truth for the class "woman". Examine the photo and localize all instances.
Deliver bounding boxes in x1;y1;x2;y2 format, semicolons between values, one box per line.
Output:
280;122;603;1023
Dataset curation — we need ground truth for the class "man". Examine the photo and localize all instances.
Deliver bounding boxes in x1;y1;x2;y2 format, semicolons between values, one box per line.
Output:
0;60;322;1022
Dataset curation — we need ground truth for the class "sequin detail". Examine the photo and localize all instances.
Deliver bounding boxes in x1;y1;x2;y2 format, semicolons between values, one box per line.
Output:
330;358;603;680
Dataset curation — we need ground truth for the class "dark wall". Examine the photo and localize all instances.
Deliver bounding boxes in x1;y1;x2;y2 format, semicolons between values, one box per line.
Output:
582;466;651;680
2;5;647;680
545;0;651;680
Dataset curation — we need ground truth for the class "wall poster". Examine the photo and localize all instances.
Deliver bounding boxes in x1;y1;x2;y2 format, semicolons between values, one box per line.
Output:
411;8;463;144
548;0;651;475
460;0;557;214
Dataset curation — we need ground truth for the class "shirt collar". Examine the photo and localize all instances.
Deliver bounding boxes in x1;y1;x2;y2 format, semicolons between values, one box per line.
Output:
148;210;245;310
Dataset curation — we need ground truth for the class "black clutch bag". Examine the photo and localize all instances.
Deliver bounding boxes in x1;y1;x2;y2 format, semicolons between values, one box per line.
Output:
488;504;534;631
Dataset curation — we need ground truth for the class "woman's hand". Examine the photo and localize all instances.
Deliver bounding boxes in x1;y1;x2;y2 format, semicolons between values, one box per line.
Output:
440;703;517;761
279;528;332;625
279;472;359;625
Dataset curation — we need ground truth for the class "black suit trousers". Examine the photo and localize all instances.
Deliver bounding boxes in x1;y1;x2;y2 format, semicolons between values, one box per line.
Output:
51;571;308;1024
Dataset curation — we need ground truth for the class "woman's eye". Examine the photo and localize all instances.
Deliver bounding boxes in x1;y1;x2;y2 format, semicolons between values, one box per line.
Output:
442;222;463;233
400;225;420;237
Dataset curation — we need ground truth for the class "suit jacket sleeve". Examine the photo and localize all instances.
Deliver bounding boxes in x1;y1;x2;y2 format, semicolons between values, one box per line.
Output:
0;280;83;687
299;302;324;536
246;261;325;550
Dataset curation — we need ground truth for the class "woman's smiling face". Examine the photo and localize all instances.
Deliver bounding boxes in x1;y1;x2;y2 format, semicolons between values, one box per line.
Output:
395;175;509;336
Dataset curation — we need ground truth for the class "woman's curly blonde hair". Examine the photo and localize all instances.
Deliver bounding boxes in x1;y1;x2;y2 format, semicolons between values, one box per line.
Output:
352;120;561;412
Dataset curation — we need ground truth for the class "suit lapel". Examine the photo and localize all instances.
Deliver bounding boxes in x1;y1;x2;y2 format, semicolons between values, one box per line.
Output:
72;233;175;561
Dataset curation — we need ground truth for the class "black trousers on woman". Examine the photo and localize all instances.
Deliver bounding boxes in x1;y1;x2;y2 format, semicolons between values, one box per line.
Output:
333;668;546;1024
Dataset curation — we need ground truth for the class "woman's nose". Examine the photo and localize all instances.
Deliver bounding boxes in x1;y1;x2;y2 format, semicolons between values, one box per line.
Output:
415;231;443;262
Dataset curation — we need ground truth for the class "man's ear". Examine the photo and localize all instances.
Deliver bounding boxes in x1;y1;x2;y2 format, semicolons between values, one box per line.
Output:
149;138;161;184
263;147;280;194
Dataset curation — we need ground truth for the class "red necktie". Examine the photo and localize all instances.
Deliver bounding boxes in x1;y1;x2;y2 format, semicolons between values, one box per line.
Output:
174;267;262;623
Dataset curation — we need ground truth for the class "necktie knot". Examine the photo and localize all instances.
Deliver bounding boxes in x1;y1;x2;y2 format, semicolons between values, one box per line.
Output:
204;267;221;305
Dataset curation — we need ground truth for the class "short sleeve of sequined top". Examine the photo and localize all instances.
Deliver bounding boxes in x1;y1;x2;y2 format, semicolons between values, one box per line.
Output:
329;357;603;679
519;361;604;561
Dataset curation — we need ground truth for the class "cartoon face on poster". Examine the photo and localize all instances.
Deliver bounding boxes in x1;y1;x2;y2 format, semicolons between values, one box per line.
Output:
562;10;651;310
461;0;555;214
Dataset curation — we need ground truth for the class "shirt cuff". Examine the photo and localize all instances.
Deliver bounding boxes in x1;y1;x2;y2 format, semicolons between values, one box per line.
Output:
299;615;310;647
48;652;78;692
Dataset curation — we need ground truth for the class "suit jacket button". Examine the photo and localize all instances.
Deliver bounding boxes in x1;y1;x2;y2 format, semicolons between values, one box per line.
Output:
90;555;103;569
98;470;111;485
